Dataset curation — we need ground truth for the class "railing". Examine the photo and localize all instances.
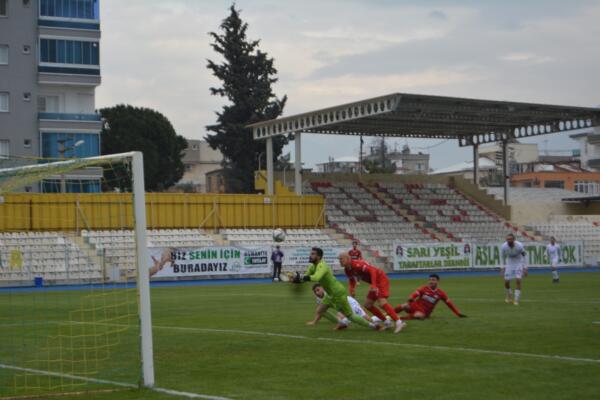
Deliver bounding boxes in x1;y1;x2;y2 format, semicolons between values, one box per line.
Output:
38;112;102;122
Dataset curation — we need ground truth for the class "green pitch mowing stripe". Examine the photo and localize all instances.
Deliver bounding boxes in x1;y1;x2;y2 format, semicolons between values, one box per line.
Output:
0;363;232;400
151;325;600;364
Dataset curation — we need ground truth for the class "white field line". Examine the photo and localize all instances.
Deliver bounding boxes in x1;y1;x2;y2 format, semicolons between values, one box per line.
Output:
0;363;232;400
593;321;600;325
152;325;600;365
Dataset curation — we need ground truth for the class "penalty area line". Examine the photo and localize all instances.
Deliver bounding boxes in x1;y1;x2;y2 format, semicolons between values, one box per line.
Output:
0;363;232;400
153;325;600;365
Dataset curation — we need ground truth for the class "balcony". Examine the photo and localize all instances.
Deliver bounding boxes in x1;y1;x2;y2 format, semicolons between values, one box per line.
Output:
39;112;101;121
38;113;102;131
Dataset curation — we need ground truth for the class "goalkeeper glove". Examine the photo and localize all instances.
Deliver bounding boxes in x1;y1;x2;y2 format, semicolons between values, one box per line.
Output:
302;275;311;282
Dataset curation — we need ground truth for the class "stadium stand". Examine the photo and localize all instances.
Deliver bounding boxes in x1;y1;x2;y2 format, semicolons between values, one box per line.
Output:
304;179;536;267
222;228;338;248
0;231;100;283
485;187;591;203
84;228;215;279
525;220;600;263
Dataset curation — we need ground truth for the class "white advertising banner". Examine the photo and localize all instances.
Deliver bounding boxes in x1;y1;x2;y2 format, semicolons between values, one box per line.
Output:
392;242;472;270
392;241;584;270
282;246;347;269
149;246;271;278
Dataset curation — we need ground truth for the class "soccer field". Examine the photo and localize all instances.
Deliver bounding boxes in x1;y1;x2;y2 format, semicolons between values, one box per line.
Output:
2;271;600;400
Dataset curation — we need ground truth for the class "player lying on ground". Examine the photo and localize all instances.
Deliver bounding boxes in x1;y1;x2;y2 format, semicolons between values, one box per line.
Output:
339;252;406;333
546;236;560;283
501;233;528;305
394;274;467;320
307;283;383;330
300;247;381;330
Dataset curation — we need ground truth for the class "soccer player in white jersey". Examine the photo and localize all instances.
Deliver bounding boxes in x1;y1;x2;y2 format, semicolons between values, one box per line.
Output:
307;283;383;329
500;233;528;305
546;237;561;284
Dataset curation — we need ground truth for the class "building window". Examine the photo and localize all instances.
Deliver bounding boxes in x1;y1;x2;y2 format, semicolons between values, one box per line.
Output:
0;45;7;64
23;0;30;7
38;95;60;112
574;180;600;195
544;180;565;189
41;132;100;159
23;92;31;102
0;92;8;112
24;139;32;148
0;140;9;159
40;0;98;20
22;45;31;54
0;0;7;17
40;39;99;66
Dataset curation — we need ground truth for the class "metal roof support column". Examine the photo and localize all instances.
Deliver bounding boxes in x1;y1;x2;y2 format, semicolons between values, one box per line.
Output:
473;143;479;186
266;137;274;195
294;131;302;195
502;139;510;206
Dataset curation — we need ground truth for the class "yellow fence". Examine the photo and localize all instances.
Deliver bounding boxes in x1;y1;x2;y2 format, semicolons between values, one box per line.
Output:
0;193;325;231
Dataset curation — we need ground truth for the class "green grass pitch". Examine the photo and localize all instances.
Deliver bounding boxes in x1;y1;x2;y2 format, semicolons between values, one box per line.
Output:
1;271;600;399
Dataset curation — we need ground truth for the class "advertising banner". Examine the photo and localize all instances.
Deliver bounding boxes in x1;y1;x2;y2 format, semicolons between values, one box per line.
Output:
392;242;473;270
149;246;271;278
283;246;347;269
472;241;584;268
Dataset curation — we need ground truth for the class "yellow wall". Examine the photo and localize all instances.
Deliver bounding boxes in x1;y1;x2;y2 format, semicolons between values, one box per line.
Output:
0;193;325;231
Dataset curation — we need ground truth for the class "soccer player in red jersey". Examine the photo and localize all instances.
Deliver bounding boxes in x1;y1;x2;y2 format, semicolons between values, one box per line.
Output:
348;241;362;260
339;253;406;333
394;274;467;320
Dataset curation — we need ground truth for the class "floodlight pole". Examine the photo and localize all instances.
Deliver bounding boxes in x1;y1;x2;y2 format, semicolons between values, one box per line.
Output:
131;151;155;387
294;132;302;195
473;143;479;186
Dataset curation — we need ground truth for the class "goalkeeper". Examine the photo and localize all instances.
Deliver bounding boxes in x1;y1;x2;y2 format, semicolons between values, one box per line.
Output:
299;247;379;330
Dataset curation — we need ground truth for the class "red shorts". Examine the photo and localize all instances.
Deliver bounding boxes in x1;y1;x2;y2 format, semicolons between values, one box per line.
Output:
366;274;390;301
406;302;430;316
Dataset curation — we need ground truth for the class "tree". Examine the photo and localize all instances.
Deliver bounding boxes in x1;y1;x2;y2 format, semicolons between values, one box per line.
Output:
363;138;396;174
99;105;188;191
363;159;397;174
206;5;288;193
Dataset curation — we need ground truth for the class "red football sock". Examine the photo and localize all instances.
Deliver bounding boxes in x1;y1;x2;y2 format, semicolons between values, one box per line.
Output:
394;305;404;313
382;303;400;321
367;306;386;321
400;313;415;321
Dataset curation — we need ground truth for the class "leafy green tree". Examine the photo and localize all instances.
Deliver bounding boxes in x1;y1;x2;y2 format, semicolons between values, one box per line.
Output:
99;105;187;191
206;5;288;193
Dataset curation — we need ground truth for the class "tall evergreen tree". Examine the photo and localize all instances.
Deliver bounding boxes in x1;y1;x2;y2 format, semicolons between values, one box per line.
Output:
206;5;288;193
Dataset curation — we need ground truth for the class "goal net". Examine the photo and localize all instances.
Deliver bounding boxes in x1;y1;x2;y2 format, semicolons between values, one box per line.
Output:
0;152;154;398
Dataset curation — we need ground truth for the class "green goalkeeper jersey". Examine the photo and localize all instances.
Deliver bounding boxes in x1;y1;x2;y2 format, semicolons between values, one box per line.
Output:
305;260;345;298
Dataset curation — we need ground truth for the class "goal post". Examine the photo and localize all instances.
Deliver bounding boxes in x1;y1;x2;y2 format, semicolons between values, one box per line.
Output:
131;151;155;388
0;151;155;396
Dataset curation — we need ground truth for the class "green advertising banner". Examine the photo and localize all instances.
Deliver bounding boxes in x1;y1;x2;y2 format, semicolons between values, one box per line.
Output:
393;241;584;270
473;241;584;268
392;242;473;270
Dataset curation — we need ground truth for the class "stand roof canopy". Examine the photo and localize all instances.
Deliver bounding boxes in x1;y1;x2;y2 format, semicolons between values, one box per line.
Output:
248;93;600;147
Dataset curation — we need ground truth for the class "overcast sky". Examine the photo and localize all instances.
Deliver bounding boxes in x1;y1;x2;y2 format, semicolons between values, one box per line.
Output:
96;0;600;170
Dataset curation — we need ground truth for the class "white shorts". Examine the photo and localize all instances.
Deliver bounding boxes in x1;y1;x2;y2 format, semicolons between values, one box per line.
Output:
348;296;367;318
550;257;559;268
504;265;524;280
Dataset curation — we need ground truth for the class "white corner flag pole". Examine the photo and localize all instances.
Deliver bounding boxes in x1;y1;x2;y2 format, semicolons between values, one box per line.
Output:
131;151;155;387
